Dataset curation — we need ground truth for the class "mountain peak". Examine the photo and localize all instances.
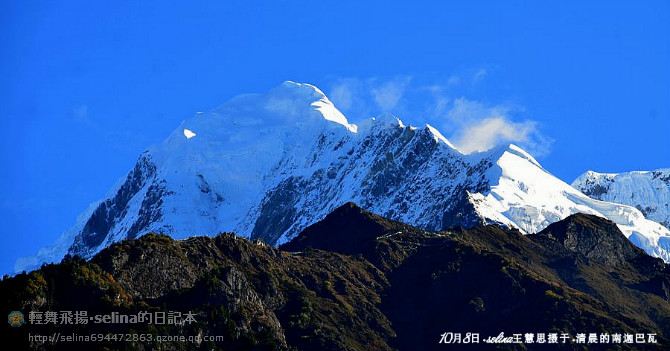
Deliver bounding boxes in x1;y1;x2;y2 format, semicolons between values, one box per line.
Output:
425;124;458;149
280;202;404;254
537;213;645;265
280;80;326;97
498;143;542;168
275;81;358;132
19;83;670;273
573;168;670;230
206;81;357;133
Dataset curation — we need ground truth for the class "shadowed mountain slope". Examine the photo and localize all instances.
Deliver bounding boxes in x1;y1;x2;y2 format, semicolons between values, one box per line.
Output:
3;204;670;350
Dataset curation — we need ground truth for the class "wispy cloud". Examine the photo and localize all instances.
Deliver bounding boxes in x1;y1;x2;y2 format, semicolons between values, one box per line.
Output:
370;77;411;111
329;80;355;111
327;76;412;118
472;68;487;84
326;72;553;157
439;98;552;156
453;116;537;153
444;68;488;89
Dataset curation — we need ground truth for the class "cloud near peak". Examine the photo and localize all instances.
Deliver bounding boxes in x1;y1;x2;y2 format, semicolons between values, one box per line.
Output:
442;97;552;156
326;75;552;157
452;116;537;153
370;77;411;111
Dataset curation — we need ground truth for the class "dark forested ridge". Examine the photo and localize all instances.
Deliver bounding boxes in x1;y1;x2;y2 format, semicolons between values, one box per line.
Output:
3;203;670;350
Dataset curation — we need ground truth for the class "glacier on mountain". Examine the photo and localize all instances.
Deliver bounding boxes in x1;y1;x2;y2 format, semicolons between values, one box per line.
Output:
15;81;670;272
573;169;670;230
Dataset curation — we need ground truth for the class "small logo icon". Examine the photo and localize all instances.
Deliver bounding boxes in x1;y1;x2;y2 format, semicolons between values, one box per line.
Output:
8;311;25;327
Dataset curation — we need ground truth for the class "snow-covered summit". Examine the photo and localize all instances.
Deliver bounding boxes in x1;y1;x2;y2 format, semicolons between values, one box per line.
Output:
471;146;670;261
425;124;458;149
210;80;357;132
15;82;670;272
573;169;670;230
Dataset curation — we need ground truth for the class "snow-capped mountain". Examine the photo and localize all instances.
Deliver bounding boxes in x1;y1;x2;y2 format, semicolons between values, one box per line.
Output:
16;81;670;271
573;169;670;230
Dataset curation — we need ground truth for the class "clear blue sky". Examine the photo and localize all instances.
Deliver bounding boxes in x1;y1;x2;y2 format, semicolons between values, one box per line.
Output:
1;1;669;274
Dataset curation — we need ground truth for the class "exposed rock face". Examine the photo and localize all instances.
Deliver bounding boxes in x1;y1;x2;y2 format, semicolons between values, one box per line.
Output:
5;204;670;350
69;153;159;256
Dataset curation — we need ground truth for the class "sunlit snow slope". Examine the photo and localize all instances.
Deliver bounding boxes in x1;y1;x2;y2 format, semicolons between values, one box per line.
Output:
16;81;670;272
573;170;670;230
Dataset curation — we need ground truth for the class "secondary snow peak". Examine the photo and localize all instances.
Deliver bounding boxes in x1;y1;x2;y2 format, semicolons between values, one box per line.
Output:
425;124;458;150
482;143;543;170
573;168;670;230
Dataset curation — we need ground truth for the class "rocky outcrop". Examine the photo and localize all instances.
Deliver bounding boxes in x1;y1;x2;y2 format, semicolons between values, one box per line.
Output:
536;213;645;266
